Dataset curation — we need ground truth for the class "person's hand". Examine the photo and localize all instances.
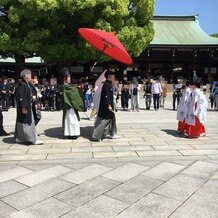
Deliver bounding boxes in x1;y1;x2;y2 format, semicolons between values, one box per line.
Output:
22;108;28;115
108;105;113;111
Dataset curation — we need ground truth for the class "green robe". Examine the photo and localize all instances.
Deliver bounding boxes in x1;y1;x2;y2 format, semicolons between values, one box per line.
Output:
61;84;86;129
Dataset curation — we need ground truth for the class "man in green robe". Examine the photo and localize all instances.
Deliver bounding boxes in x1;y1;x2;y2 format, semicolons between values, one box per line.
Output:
61;75;86;139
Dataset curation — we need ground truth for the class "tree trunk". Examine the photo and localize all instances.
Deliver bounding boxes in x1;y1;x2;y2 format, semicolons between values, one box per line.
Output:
14;53;25;78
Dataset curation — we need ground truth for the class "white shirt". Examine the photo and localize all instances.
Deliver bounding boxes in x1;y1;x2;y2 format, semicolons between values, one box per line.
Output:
151;82;162;94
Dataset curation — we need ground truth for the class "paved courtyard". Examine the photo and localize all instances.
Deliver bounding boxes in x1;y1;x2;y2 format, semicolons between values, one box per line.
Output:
0;97;218;217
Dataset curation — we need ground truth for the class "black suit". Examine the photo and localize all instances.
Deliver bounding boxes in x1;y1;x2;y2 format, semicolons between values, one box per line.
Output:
98;80;114;119
16;82;33;124
93;80;117;140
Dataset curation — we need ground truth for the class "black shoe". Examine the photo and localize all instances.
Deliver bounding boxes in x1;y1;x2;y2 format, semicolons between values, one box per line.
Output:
0;130;10;136
91;138;100;142
67;136;79;140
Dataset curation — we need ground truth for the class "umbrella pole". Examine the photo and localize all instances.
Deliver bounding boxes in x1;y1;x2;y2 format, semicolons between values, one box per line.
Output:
90;47;107;72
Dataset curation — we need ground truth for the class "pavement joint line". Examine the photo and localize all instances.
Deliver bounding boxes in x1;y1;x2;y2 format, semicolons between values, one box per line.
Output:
11;178;30;188
45;153;49;160
176;150;185;156
0;199;19;212
25;149;29;155
206;154;216;160
135;151;140;157
189;144;197;150
165;172;212;218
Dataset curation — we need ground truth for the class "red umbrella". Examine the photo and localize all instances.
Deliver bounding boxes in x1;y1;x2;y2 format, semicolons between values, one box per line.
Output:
78;28;133;66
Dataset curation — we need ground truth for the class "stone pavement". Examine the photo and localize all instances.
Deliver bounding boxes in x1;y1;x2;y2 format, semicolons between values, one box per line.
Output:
0;97;218;217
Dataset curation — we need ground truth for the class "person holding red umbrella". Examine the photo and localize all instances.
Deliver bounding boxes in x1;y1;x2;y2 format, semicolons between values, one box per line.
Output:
92;71;119;141
78;28;132;141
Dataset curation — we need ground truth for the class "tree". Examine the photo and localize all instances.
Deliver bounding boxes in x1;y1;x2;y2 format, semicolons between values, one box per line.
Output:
0;0;154;74
211;33;218;38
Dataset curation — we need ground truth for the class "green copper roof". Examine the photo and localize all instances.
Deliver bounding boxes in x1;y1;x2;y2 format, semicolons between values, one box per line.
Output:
150;15;218;46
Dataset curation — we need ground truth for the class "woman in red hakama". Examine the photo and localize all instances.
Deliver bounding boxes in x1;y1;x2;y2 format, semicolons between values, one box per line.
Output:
185;83;207;138
185;117;206;138
177;82;191;133
178;120;188;133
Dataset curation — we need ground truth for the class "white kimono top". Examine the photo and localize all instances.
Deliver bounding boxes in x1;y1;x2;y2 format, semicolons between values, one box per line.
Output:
177;87;191;122
185;88;207;126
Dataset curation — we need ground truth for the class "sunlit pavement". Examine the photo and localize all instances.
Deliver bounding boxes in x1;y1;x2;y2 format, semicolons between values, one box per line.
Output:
0;96;218;217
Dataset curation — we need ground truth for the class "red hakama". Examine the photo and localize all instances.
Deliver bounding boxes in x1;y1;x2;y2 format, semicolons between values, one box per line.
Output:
178;120;188;133
186;117;206;138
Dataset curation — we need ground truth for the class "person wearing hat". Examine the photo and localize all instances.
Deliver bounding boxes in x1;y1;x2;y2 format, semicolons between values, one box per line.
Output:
92;71;119;141
15;69;43;145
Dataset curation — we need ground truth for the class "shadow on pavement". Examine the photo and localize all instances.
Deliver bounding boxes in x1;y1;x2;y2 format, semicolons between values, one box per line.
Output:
2;136;15;144
2;136;30;146
161;129;185;138
80;126;94;140
44;126;94;140
44;127;64;139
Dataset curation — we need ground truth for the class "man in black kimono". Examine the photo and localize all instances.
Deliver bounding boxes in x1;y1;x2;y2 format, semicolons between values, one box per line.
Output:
15;69;43;145
92;71;119;141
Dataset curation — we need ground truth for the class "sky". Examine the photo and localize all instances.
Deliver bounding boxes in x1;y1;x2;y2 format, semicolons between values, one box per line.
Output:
155;0;218;35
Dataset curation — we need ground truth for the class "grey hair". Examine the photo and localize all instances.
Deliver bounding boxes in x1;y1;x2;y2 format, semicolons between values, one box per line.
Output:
20;69;32;78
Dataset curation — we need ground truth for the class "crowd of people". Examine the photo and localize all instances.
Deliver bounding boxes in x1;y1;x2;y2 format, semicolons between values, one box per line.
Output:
0;70;217;141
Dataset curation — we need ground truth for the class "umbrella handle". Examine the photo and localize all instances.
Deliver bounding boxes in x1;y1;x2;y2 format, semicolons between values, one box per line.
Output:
89;46;107;76
90;62;98;72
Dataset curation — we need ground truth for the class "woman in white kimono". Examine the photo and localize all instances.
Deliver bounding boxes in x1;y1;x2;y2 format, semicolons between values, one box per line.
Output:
177;81;191;133
185;82;207;138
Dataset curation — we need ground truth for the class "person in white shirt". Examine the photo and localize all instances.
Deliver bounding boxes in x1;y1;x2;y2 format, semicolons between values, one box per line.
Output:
151;79;162;111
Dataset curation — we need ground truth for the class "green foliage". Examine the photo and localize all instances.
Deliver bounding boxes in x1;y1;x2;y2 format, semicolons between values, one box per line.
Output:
0;0;154;65
211;33;218;38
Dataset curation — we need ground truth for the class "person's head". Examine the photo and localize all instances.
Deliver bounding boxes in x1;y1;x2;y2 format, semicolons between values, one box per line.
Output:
63;74;71;84
186;81;190;87
189;82;200;89
105;71;115;83
195;82;201;89
3;76;7;83
20;69;32;83
154;77;159;82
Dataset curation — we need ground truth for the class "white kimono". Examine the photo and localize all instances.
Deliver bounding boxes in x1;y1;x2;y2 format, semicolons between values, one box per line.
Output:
196;91;208;124
177;87;191;122
90;71;106;119
64;108;80;136
185;88;207;126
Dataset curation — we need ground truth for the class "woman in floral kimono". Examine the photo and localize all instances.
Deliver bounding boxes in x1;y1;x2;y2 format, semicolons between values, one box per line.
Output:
185;82;207;138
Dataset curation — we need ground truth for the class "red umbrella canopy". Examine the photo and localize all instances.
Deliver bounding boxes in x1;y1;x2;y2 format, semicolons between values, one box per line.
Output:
78;28;133;65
